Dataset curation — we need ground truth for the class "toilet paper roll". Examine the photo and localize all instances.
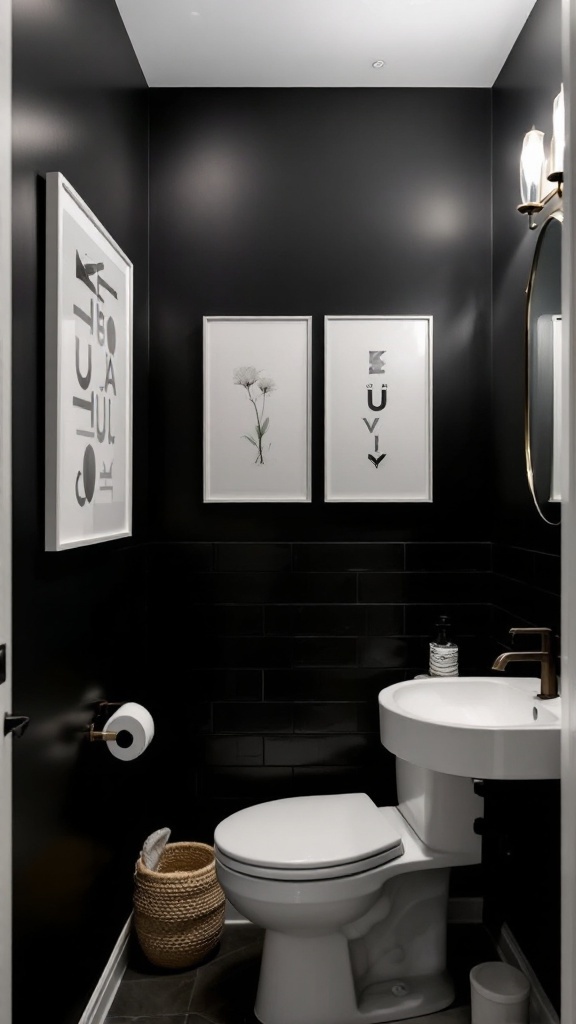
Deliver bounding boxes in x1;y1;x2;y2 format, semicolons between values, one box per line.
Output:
104;702;155;761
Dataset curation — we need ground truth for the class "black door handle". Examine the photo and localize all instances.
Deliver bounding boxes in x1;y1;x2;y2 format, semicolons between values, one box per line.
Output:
4;714;30;738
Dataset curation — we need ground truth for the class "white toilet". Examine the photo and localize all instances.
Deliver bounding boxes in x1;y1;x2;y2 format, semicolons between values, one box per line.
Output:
214;758;483;1024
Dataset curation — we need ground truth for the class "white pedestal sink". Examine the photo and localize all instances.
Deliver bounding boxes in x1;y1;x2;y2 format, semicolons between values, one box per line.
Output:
379;676;561;779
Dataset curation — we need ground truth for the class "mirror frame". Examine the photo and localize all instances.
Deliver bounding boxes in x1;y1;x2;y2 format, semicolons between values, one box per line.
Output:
525;208;563;526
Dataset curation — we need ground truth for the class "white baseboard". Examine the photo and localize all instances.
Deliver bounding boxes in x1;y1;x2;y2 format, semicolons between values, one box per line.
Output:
496;923;559;1024
225;899;249;923
78;915;132;1024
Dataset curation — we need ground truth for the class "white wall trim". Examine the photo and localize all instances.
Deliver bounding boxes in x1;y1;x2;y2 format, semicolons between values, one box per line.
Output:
562;2;576;1022
0;0;11;1018
78;916;132;1024
496;924;559;1024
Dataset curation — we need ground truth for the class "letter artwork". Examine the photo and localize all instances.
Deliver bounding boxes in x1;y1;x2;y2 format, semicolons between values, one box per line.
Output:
73;251;119;506
364;351;387;468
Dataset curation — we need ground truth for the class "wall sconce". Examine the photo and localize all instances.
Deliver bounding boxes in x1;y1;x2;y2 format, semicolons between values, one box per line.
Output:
518;84;564;230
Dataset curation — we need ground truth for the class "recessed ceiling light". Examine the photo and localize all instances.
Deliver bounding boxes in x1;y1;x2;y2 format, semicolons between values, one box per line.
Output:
190;10;201;16
372;60;386;69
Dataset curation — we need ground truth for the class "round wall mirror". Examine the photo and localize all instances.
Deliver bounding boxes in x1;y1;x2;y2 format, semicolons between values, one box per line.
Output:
525;210;562;525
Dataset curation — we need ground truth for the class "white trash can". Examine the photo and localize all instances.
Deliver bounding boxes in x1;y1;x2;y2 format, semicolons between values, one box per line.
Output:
470;961;530;1023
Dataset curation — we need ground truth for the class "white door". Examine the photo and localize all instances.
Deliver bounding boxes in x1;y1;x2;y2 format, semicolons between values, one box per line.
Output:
563;1;576;1020
0;0;11;1021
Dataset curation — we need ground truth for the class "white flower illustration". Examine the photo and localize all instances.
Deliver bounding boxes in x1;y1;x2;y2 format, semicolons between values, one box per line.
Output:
233;366;277;464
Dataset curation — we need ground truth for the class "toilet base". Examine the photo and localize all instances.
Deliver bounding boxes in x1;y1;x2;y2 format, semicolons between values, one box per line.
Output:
255;928;454;1024
254;867;455;1024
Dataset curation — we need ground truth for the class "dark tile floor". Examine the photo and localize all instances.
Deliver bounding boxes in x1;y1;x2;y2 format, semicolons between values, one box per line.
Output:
105;921;497;1024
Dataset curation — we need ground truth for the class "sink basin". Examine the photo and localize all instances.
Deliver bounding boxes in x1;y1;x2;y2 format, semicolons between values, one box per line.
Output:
378;676;561;780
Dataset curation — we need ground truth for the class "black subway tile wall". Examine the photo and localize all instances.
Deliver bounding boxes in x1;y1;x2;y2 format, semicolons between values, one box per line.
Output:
149;540;492;838
486;542;561;1011
491;543;561;650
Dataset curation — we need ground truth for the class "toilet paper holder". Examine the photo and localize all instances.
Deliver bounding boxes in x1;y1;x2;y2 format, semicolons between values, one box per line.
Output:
87;701;122;743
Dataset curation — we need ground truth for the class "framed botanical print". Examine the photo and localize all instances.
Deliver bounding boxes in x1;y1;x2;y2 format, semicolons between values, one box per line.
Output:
204;316;312;502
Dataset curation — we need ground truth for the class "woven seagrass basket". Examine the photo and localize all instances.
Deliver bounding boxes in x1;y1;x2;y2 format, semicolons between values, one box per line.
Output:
133;842;225;969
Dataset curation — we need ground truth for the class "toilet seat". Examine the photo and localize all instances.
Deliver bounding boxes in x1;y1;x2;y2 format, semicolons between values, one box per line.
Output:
214;793;404;881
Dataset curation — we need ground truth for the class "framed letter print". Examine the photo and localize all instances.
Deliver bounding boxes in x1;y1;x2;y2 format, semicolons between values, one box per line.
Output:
45;172;133;550
324;316;432;502
204;316;312;502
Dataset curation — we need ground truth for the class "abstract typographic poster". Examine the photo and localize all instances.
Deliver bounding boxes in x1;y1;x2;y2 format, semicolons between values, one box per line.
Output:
45;173;133;549
324;316;432;502
204;317;312;502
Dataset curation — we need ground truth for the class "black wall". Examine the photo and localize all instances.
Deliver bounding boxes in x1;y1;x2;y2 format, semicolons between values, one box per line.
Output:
488;0;562;1009
147;90;493;868
12;2;149;1021
149;88;493;542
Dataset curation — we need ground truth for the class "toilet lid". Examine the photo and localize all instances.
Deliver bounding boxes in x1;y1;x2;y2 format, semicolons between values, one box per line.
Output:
213;793;403;874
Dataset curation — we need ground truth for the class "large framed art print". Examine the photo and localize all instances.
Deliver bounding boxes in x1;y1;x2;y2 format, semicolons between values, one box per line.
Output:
324;315;433;502
203;316;312;502
45;173;133;550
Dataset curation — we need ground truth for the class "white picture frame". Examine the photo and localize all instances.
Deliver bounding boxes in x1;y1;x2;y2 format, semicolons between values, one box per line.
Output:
45;172;133;550
324;315;433;502
203;316;312;502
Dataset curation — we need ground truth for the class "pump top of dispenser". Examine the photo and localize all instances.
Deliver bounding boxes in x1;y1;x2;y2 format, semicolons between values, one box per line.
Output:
433;615;453;646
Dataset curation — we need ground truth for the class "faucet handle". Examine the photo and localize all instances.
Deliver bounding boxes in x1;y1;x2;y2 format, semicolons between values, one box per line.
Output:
509;627;552;650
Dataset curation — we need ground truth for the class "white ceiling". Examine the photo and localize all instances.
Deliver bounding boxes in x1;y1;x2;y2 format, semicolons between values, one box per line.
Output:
115;0;538;89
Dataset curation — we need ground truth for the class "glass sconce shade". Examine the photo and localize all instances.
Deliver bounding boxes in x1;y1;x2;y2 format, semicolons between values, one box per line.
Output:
548;84;564;181
520;128;546;206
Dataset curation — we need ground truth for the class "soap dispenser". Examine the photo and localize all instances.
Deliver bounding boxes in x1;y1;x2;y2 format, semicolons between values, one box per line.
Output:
429;615;459;677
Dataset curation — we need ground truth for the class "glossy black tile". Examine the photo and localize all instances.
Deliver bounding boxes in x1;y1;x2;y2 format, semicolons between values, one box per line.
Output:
199;671;263;701
264;734;376;766
187;1016;229;1024
533;550;561;595
292;543;404;572
182;572;358;604
215;543;292;572
195;637;292;669
492;574;560;634
357;573;406;603
363;605;405;636
452;636;494;676
492;544;535;585
199;767;293;799
186;931;263;1024
405;542;491;572
205;736;264;766
264;604;365;637
148;542;215;574
293;702;359;734
401;572;491;604
263;667;406;701
358;636;426;670
107;973;194;1016
290;636;357;666
107;1018;188;1024
156;605;264;638
292;765;374;795
355;702;381;733
405;603;490;636
108;917;497;1024
213;702;294;733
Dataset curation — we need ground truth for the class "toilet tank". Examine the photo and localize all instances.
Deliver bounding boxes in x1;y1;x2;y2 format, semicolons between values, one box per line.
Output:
396;758;483;859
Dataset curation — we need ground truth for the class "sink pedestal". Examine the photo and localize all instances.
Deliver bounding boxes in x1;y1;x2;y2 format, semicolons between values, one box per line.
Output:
397;758;483;858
